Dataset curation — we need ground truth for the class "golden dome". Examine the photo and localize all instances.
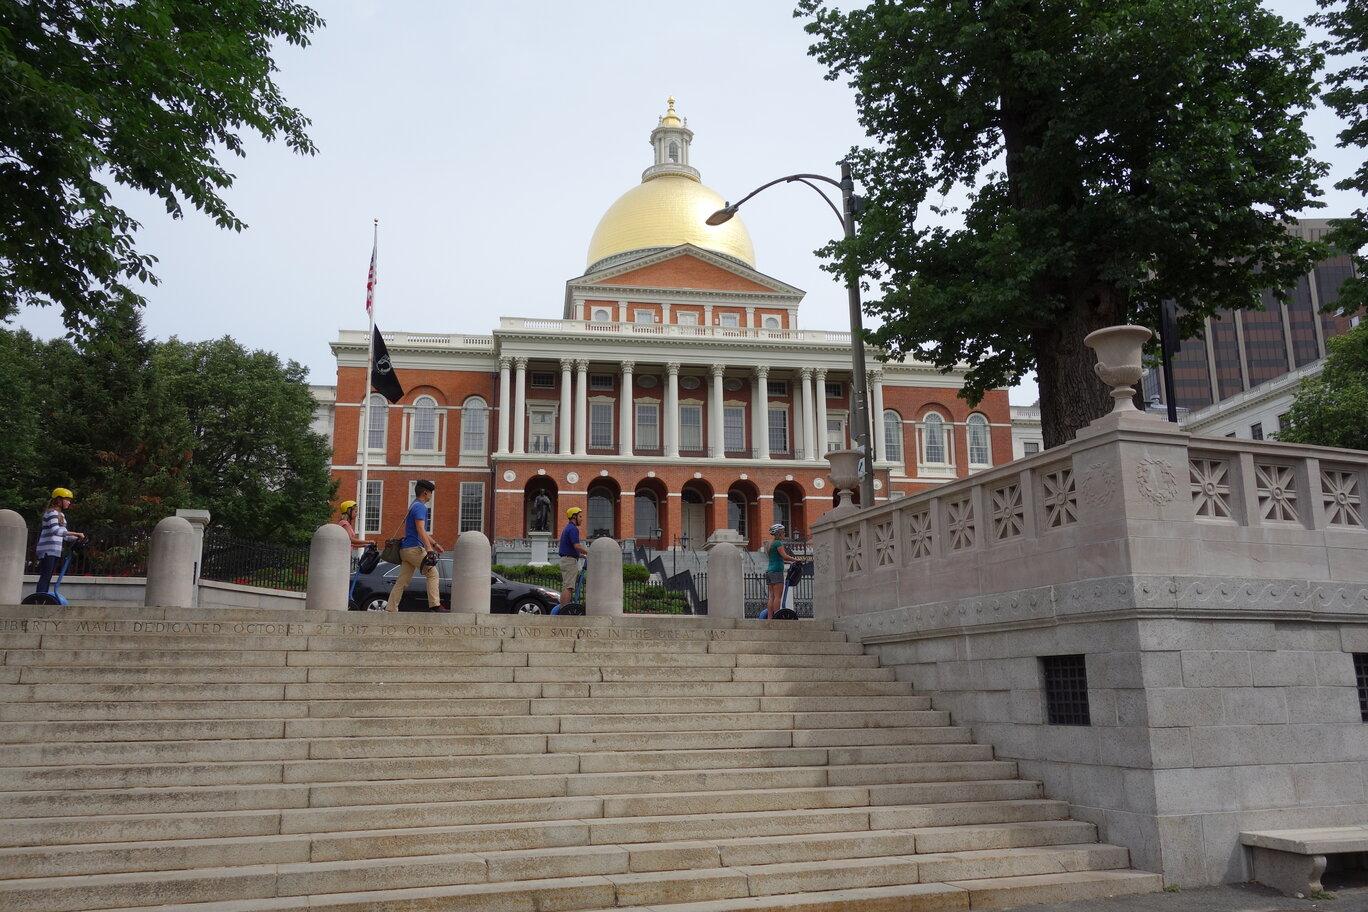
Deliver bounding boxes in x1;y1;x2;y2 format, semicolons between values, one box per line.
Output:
586;175;755;271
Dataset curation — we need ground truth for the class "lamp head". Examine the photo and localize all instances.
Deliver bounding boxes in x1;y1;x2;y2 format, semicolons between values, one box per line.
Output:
705;205;737;226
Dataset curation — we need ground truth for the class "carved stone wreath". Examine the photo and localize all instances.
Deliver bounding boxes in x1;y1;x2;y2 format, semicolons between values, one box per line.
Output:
1135;457;1178;506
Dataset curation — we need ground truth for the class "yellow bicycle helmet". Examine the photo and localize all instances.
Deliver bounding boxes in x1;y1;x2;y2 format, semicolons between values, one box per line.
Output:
51;487;74;500
566;507;583;518
339;500;357;513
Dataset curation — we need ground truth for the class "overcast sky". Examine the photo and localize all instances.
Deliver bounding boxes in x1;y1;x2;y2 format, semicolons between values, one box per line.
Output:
9;0;1356;407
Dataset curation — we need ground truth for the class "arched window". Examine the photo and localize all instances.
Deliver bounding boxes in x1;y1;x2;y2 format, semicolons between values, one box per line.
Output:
967;414;991;466
366;394;387;450
773;491;792;531
461;397;487;453
668;140;680;163
727;491;747;536
412;396;437;451
634;490;659;539
587;485;615;538
883;410;903;463
923;413;946;464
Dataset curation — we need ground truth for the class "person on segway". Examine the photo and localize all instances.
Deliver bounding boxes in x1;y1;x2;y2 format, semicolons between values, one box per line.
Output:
762;522;801;619
557;507;588;613
35;487;85;596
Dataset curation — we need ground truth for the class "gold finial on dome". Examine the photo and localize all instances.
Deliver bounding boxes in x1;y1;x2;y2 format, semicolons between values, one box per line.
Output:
660;96;682;127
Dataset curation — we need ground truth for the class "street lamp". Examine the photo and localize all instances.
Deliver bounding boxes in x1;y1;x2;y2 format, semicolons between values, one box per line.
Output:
707;161;875;508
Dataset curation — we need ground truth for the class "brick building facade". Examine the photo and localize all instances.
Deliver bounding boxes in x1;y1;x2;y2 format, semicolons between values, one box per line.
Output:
325;101;1012;549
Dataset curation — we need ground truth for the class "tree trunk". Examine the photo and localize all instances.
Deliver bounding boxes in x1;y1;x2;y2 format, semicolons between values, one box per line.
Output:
1033;286;1127;449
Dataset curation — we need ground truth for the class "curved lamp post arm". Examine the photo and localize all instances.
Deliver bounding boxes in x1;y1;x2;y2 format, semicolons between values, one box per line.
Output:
706;163;876;510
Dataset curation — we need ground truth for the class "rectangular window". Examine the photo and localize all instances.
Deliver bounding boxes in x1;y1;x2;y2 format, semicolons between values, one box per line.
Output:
1042;655;1091;726
768;408;789;453
531;372;556;388
367;398;387;450
1250;422;1264;440
589;402;614;448
459;482;483;533
590;374;614;391
1356;653;1368;722
633;310;655;324
678;312;698;325
718;313;739;327
363;481;382;534
825;382;843;399
680;405;703;450
826;415;847;453
529;408;555;454
636;403;660;449
1024;441;1040;456
724;406;746;452
1277;412;1291;432
767;380;788;397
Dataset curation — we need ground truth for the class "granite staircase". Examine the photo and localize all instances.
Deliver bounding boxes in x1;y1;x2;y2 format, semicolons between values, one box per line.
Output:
0;604;1161;912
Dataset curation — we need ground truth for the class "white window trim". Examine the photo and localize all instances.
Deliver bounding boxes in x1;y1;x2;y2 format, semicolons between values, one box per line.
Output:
528;404;558;455
826;410;849;453
967;413;991;470
458;482;484;533
401;397;447;465
917;413;955;478
678;400;704;451
589;396;615;449
767;405;791;454
362;480;383;535
883;410;905;465
459;397;488;464
635;399;662;450
723;402;747;453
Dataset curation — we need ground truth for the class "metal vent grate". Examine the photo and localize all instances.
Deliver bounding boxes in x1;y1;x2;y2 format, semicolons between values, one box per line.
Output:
1356;654;1368;723
1042;654;1091;726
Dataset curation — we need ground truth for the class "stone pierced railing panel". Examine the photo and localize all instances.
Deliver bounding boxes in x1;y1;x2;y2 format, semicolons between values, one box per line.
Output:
812;424;1368;616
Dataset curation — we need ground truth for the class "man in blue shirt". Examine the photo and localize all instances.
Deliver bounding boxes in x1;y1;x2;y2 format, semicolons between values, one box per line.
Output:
386;479;446;612
558;507;587;609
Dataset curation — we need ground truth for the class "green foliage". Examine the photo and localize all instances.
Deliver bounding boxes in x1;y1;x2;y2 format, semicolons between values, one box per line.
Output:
0;0;322;340
798;0;1328;446
1314;0;1368;312
494;564;562;584
30;310;192;526
0;321;334;544
1276;322;1368;451
154;337;336;544
627;585;689;615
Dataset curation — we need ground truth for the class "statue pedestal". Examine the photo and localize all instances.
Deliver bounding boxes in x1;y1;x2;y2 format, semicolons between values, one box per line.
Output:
528;531;552;566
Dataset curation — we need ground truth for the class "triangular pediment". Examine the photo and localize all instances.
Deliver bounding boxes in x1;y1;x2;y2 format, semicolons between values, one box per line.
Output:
569;245;803;297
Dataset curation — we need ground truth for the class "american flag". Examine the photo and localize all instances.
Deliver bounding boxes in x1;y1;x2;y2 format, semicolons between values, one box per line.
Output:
365;235;377;316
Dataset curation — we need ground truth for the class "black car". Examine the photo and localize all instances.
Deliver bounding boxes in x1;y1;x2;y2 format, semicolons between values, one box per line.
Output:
349;558;561;614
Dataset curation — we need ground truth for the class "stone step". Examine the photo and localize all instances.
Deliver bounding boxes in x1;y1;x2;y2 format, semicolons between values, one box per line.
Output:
0;842;1139;912
16;666;312;684
826;761;1020;786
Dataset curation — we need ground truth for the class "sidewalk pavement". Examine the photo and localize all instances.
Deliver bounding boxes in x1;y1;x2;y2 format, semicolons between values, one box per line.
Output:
1012;882;1368;912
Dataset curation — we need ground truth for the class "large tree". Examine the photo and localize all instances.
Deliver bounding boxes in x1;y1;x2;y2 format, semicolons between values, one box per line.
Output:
799;0;1329;446
0;0;322;339
1276;321;1368;451
155;337;335;544
1314;0;1368;313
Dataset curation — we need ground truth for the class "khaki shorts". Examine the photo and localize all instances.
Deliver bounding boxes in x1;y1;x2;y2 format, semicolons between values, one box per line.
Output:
560;556;581;590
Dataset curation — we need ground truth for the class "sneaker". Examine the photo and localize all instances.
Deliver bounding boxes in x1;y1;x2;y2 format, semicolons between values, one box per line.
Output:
432;605;451;613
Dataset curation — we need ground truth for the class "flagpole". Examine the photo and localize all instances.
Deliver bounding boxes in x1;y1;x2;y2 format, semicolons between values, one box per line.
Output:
359;219;378;538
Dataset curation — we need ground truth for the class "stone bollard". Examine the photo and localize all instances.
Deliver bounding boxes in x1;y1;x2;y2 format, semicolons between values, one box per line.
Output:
145;516;197;608
706;541;744;619
453;531;492;614
0;509;26;605
586;537;623;616
306;523;352;612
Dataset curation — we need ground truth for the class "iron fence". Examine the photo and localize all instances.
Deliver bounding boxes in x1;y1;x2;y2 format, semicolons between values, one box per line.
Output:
22;526;151;578
200;531;310;592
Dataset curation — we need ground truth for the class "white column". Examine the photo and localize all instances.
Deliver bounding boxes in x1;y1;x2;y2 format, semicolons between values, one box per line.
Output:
574;359;589;455
512;357;527;455
664;362;680;459
709;364;724;458
619;361;635;456
559;359;573;456
800;367;815;462
496;357;511;455
752;365;769;460
815;368;829;457
703;304;714;327
870;370;886;463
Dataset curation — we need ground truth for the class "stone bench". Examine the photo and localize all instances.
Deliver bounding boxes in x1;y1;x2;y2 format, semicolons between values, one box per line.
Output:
1241;826;1368;896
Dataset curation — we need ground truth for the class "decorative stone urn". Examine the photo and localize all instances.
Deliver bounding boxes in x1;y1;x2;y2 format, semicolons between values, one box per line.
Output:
825;449;862;509
1084;325;1153;413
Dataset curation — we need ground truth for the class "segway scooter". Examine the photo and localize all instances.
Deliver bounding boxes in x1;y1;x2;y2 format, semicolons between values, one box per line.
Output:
22;541;84;606
759;559;804;620
552;558;586;615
